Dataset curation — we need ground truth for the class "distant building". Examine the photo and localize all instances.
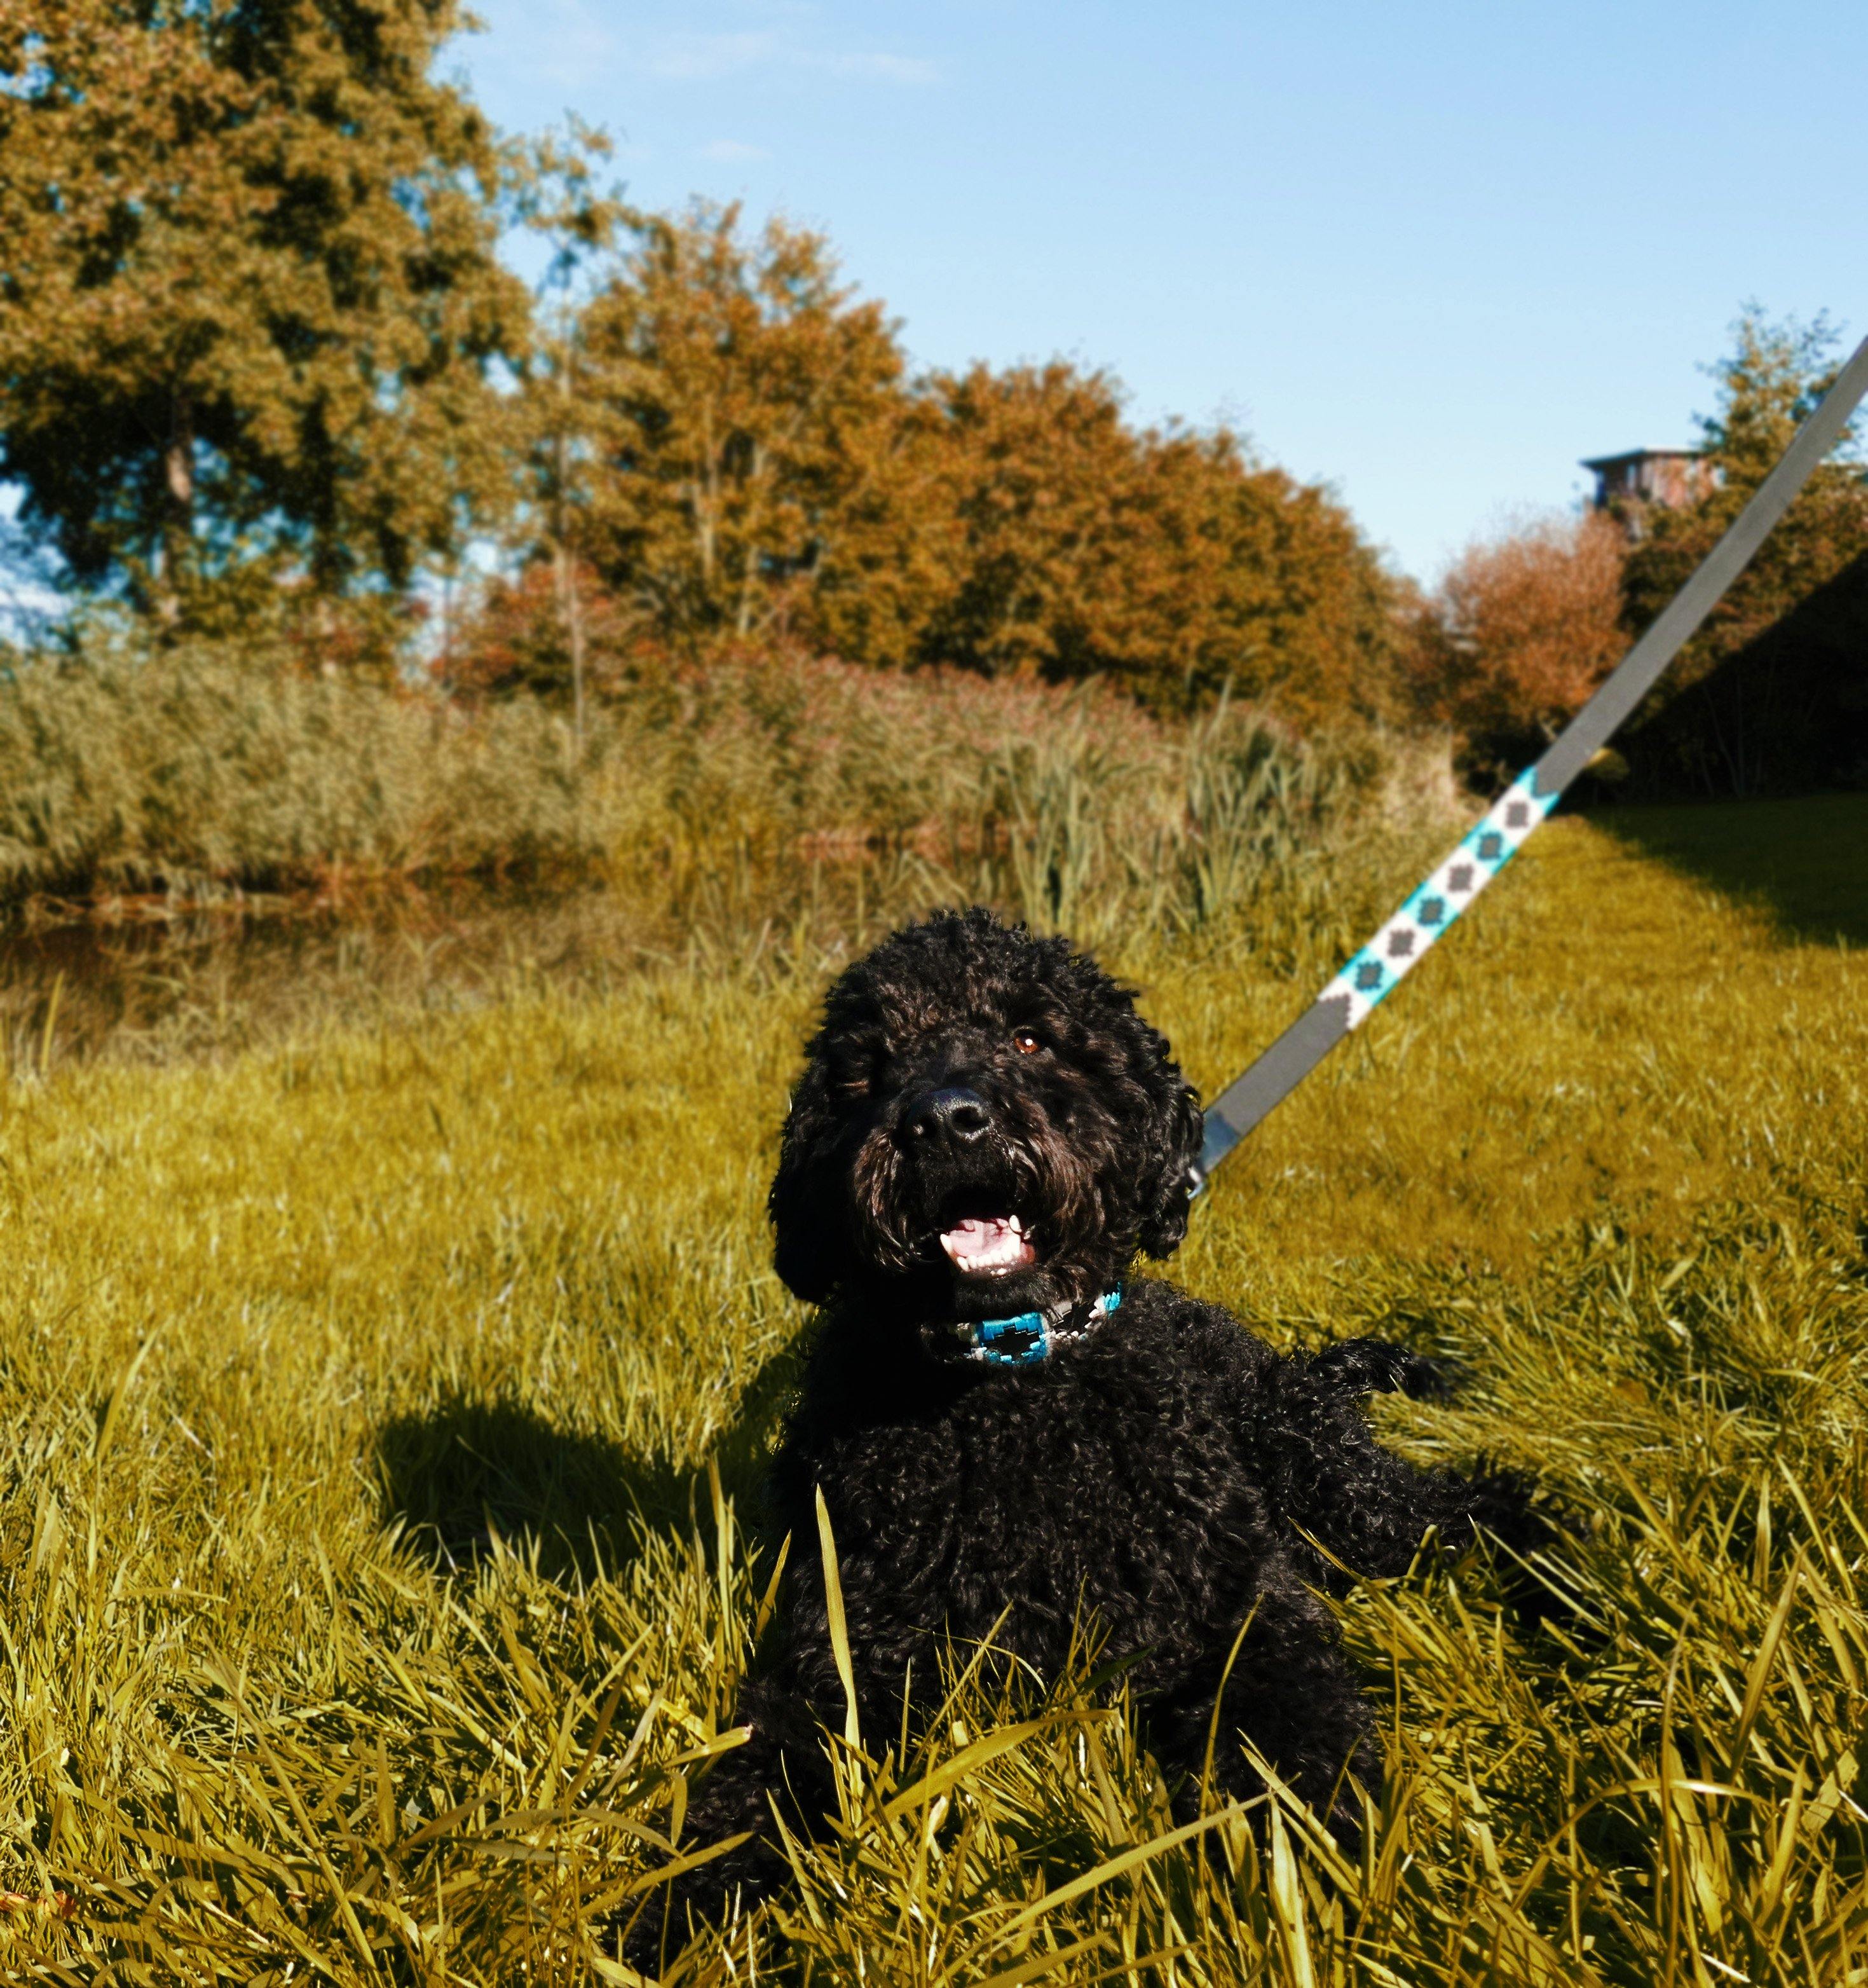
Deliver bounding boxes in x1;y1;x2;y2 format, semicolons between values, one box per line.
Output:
1580;448;1719;514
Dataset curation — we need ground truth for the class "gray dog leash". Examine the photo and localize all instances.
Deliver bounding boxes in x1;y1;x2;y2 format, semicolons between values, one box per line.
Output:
1200;330;1868;1184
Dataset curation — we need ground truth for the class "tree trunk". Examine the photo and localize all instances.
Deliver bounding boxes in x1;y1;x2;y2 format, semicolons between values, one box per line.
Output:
734;437;765;640
552;363;589;748
554;537;588;750
160;383;195;622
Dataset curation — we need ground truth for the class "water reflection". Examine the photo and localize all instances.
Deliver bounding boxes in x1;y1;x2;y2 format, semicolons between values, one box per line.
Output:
0;880;671;1071
0;811;1192;1073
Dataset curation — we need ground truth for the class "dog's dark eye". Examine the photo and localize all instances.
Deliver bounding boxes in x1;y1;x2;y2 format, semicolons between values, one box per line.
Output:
833;1048;883;1094
1012;1028;1043;1055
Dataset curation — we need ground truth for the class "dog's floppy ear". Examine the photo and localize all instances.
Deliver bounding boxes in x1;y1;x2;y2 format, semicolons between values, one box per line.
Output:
1137;1078;1205;1259
768;1065;843;1305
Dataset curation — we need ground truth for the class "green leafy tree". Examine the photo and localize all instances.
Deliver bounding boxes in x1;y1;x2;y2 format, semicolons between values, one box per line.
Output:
0;0;531;627
1621;306;1868;794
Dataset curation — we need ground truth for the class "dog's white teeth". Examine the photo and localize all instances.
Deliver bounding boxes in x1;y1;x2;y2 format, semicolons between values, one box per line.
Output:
939;1215;1033;1273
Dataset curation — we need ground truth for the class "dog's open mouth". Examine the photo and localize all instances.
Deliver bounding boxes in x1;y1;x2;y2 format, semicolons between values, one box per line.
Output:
937;1214;1036;1278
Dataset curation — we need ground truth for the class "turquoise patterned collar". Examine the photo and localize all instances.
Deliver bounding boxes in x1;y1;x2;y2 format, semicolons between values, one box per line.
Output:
948;1285;1123;1366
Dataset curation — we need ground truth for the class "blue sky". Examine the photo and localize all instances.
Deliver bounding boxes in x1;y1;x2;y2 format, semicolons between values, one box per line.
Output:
454;0;1866;582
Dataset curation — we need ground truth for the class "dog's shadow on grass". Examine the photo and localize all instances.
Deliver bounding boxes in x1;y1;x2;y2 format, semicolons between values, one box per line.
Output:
375;1343;802;1584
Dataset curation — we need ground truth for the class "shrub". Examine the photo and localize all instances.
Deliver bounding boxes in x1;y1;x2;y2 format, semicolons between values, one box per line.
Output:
0;645;631;899
1405;509;1628;786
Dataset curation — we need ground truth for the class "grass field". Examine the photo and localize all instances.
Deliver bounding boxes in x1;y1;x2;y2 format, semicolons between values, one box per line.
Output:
1;794;1865;1984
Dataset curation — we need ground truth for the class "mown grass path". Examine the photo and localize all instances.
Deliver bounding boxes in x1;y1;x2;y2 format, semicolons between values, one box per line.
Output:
2;799;1865;1984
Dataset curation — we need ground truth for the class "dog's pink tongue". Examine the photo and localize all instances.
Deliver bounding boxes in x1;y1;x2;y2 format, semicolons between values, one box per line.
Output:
939;1215;1032;1275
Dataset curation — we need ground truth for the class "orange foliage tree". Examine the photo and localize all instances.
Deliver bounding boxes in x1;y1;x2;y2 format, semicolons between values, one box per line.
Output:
874;364;1403;720
442;559;645;703
465;202;1408;724
1407;510;1629;779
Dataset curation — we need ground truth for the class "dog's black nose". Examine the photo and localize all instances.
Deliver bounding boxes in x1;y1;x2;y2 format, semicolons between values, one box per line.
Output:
906;1086;990;1147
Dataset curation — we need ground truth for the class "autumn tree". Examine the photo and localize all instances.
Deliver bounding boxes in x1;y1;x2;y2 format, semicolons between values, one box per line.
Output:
862;362;1403;720
1126;421;1405;723
1407;509;1629;779
481;203;1402;723
0;0;531;629
1619;306;1868;794
575;202;908;652
888;360;1141;681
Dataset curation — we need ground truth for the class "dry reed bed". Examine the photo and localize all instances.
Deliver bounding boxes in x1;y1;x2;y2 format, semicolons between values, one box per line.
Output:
0;643;1443;923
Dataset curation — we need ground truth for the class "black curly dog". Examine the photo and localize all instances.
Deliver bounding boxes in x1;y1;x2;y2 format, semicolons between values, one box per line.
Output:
643;907;1518;1950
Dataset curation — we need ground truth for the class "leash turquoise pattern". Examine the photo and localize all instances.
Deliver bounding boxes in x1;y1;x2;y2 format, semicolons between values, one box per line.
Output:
1201;330;1868;1183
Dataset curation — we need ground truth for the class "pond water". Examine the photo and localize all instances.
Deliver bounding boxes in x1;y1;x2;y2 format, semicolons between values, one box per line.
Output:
0;881;671;1072
0;847;929;1072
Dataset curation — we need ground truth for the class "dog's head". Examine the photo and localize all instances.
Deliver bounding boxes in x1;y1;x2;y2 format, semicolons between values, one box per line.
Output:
769;908;1204;1319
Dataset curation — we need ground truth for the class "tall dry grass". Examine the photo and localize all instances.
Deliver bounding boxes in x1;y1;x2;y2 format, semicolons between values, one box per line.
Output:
0;641;1455;973
0;643;640;900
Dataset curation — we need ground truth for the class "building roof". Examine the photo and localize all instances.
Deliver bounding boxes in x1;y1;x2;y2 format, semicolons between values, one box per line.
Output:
1579;448;1707;472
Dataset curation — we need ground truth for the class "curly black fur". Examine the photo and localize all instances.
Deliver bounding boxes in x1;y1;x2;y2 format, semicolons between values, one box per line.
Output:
638;908;1517;1956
